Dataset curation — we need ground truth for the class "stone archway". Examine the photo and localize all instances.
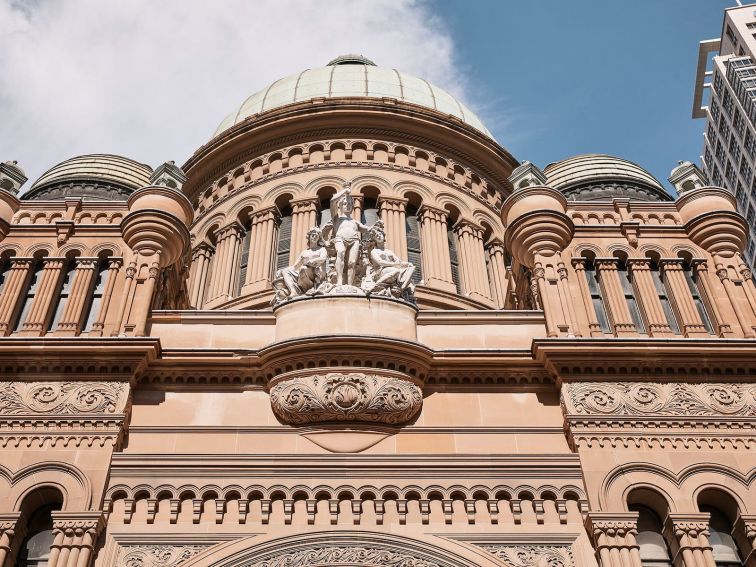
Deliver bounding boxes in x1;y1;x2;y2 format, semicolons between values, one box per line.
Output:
183;531;501;567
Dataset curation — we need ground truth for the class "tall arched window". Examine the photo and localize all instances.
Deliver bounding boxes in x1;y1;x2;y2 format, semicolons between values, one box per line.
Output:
13;259;44;332
236;223;251;295
276;206;293;272
83;259;109;332
0;254;12;294
583;256;611;333
48;259;76;331
701;505;743;567
630;504;672;567
318;197;332;228
649;259;680;334
447;221;461;294
617;258;645;333
16;504;58;567
361;198;379;225
405;204;422;284
683;260;714;334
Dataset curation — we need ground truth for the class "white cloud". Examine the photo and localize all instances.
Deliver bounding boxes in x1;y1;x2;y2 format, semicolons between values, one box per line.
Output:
0;0;466;187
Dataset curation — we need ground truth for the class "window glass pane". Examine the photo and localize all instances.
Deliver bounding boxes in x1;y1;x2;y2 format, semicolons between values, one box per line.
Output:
405;206;422;284
447;225;461;293
276;210;293;272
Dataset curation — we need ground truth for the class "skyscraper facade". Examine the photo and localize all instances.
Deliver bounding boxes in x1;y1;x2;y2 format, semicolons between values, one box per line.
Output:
0;55;754;567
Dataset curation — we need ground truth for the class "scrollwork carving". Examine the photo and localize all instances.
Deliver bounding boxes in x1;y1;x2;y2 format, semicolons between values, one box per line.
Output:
564;382;756;417
120;545;206;567
245;546;439;567
269;372;422;425
479;545;574;567
0;382;128;415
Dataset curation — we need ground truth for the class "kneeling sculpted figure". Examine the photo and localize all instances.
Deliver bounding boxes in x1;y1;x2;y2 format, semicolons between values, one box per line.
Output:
272;227;328;304
365;223;415;298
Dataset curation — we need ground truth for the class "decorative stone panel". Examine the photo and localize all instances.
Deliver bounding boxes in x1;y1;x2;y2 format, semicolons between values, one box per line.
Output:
118;545;207;567
478;545;574;567
0;381;129;415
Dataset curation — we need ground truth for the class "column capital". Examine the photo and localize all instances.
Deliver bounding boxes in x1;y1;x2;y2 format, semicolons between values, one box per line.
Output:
485;238;506;254
659;258;686;270
586;511;639;540
217;221;244;238
665;512;710;538
41;257;66;268
594;257;619;270
251;206;280;224
192;241;215;256
75;257;100;268
0;512;21;532
377;196;408;212
51;511;104;535
453;219;484;238
417;204;448;222
291;197;320;213
10;257;34;268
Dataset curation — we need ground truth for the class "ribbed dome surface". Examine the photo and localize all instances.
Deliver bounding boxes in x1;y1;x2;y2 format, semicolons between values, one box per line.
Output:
544;154;671;202
214;57;492;139
31;154;151;191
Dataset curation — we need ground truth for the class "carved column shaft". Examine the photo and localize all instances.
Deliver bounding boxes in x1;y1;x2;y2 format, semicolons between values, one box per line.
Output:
715;260;755;338
0;514;21;567
19;257;65;336
692;261;732;337
245;208;279;292
586;513;642;567
572;258;603;337
289;199;319;263
737;261;756;333
207;223;243;302
0;258;32;335
128;260;160;337
734;515;756;567
56;258;98;335
555;260;582;337
379;197;408;261
48;512;102;567
533;263;558;337
664;513;715;567
486;240;508;308
418;205;455;292
351;195;363;222
595;259;636;336
89;259;121;336
454;220;491;302
188;244;213;309
627;259;674;337
661;259;708;337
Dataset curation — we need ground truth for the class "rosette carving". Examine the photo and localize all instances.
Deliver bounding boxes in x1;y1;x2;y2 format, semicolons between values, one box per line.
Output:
564;382;756;416
269;372;422;425
0;382;128;415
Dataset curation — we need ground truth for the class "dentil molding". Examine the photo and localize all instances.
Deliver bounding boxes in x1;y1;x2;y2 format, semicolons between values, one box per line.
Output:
269;371;422;425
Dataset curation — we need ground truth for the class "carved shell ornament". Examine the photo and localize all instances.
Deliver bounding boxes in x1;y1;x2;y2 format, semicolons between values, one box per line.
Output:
269;371;422;425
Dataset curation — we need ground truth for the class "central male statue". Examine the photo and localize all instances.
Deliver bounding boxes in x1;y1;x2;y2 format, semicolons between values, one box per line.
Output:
323;182;370;286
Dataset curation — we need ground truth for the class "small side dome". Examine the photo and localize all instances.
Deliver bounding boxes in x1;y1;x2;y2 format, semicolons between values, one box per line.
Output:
24;154;152;201
544;154;671;202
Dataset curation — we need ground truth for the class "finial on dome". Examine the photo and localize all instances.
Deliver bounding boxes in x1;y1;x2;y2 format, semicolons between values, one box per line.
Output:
0;160;27;195
327;54;376;66
668;160;707;195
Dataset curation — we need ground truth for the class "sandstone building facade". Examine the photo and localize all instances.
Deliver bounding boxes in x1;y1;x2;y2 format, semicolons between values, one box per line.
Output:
0;55;755;567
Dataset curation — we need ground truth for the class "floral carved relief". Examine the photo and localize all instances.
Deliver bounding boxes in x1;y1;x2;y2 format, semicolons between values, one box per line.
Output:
119;545;206;567
479;545;574;567
0;382;128;415
269;372;422;425
564;382;756;417
243;546;440;567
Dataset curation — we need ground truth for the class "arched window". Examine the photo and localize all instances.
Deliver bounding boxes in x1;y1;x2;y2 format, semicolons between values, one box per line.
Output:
701;505;743;567
583;256;611;333
13;259;44;332
83;259;109;332
0;254;12;294
405;204;422;284
617;258;645;333
236;223;251;295
48;259;76;331
318;198;332;228
16;499;61;567
630;504;672;567
447;221;461;294
361;198;379;225
276;206;293;272
649;259;680;334
683;260;714;334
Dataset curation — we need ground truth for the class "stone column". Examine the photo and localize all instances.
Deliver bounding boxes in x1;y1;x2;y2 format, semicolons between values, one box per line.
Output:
88;259;121;337
691;260;732;337
417;205;455;293
351;195;363;223
660;259;709;337
206;222;244;304
715;263;755;338
734;514;756;567
244;207;280;293
48;512;103;567
485;239;508;308
289;198;319;262
453;220;491;302
128;261;160;337
19;257;65;336
0;258;32;336
55;258;98;336
0;513;21;567
378;197;408;261
738;263;756;334
188;243;213;309
572;258;604;337
586;512;642;567
556;260;582;337
627;258;674;337
595;258;636;336
664;513;715;567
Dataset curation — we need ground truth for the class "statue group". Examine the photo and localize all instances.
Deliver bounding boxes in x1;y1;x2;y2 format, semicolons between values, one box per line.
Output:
272;183;416;305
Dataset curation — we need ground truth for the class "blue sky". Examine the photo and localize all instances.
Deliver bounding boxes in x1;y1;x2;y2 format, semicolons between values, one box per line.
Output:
437;0;734;192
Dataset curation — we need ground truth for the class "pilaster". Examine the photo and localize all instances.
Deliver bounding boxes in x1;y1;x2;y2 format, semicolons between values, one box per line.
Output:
585;512;642;567
49;512;103;567
289;198;319;262
55;258;98;336
595;258;636;337
242;207;280;294
664;513;714;567
453;220;492;303
417;205;455;293
626;258;674;337
660;259;708;337
88;259;121;337
0;258;32;336
485;239;508;308
18;257;65;337
378;197;408;261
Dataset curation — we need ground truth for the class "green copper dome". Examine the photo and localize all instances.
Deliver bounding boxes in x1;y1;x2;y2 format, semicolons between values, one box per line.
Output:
214;55;492;139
